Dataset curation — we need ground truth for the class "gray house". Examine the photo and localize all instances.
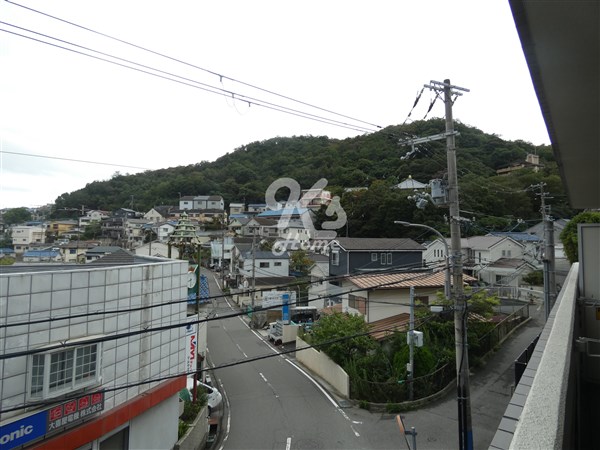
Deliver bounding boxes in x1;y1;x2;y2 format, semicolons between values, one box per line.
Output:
328;237;424;277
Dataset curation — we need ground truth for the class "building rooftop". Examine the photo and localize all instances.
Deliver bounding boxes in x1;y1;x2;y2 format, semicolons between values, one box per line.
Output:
334;237;424;251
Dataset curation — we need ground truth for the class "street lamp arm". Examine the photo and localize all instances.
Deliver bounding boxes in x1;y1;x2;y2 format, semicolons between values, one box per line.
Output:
394;220;450;300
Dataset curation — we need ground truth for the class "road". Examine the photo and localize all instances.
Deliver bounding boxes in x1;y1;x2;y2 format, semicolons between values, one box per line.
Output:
400;299;545;450
202;271;402;450
202;271;545;450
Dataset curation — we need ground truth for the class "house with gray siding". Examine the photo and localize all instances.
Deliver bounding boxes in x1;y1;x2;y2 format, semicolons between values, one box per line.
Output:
328;237;424;277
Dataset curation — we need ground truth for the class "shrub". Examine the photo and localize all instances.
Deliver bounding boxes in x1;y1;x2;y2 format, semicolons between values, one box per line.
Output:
178;420;190;439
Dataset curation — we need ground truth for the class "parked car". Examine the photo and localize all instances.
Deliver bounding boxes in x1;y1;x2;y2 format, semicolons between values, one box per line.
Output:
185;376;222;414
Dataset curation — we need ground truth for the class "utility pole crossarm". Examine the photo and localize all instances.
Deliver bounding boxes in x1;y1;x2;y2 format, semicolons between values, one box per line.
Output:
398;131;460;147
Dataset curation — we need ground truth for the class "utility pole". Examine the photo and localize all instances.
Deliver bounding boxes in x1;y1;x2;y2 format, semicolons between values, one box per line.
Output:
425;79;472;450
250;227;257;328
221;215;226;288
535;182;556;318
408;286;415;401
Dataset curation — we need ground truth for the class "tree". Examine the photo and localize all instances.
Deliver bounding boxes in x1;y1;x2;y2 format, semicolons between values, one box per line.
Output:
2;207;31;225
289;250;312;276
82;222;101;240
560;211;600;263
308;312;376;366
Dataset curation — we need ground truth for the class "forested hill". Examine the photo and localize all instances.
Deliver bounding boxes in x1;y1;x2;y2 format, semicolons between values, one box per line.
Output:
53;118;574;237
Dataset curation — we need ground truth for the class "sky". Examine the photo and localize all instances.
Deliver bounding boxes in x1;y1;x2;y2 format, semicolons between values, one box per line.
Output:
0;0;550;210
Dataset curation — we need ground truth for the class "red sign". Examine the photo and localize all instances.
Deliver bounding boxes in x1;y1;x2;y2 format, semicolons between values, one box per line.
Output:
49;406;63;421
64;400;77;415
78;396;90;410
46;392;105;434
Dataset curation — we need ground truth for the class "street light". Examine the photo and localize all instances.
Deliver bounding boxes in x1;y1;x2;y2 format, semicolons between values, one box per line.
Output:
394;221;450;300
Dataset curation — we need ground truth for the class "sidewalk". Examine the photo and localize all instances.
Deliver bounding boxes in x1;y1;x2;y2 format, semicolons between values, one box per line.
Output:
401;301;545;450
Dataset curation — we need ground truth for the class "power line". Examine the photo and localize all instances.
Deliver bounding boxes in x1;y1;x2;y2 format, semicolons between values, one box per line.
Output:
0;150;151;170
3;1;382;131
0;26;377;135
0;306;448;414
0;267;448;357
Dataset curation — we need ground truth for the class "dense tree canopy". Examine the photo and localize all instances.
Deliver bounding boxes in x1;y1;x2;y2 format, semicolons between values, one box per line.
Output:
2;207;32;225
49;119;577;237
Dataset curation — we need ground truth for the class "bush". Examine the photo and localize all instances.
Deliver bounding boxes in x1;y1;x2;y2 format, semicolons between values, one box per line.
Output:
180;400;203;422
523;270;543;285
178;420;190;439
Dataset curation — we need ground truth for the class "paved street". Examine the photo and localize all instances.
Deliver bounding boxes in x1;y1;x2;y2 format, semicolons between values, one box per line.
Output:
201;270;545;450
400;301;545;450
202;272;402;450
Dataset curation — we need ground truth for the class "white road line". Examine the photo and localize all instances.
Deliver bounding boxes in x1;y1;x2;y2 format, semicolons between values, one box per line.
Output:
236;343;248;358
286;437;292;450
284;358;361;437
217;378;232;450
259;372;268;383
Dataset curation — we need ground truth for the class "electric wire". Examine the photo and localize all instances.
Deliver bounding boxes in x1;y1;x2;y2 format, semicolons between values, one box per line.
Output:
0;304;449;414
0;26;376;135
0;267;449;357
5;0;382;131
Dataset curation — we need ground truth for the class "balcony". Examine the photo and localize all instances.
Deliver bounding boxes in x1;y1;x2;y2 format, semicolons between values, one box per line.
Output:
490;225;600;449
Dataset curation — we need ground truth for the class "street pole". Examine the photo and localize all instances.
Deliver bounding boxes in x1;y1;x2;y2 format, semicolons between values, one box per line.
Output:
444;79;472;450
537;182;556;318
408;286;415;401
424;79;472;450
250;227;256;328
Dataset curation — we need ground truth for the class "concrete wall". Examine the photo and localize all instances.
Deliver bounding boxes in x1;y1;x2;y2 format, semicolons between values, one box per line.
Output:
295;336;349;397
130;394;179;450
174;405;209;450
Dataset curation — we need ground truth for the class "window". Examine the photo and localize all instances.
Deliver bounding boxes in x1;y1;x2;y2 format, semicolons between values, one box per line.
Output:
274;262;282;267
259;262;270;268
387;253;392;265
29;343;101;400
371;253;378;262
380;253;386;264
331;251;339;266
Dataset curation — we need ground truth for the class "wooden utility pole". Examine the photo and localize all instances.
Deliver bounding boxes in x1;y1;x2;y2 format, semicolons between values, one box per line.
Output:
425;79;472;450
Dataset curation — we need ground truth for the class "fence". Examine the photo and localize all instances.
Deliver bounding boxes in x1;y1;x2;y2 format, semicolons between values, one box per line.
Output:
349;362;455;404
475;303;530;358
349;304;530;404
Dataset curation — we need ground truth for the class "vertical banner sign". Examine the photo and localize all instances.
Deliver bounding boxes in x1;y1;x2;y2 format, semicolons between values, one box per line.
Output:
199;274;210;303
185;318;198;373
187;264;199;304
282;293;290;323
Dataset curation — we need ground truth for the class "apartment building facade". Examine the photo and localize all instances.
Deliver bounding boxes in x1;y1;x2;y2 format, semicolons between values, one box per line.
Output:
0;257;189;449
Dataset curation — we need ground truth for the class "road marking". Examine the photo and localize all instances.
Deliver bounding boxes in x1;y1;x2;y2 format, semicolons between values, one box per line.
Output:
217;377;231;450
236;343;248;358
259;372;280;398
286;437;292;450
284;359;361;437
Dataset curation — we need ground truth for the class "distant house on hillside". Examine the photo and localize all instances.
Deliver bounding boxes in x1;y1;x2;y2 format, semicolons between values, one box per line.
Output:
496;153;542;175
144;205;174;223
394;176;428;190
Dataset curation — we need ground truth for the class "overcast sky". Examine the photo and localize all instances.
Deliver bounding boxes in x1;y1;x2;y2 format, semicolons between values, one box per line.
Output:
0;0;550;210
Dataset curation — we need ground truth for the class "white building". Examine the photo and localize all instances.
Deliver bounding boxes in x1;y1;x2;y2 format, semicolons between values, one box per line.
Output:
238;251;290;278
0;256;189;449
11;225;46;254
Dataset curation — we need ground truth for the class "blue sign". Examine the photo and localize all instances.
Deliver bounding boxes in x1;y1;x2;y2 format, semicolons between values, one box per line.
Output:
199;275;209;303
282;293;290;322
0;410;48;450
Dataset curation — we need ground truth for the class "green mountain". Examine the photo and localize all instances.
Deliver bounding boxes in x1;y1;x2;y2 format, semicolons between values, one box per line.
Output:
52;118;574;238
